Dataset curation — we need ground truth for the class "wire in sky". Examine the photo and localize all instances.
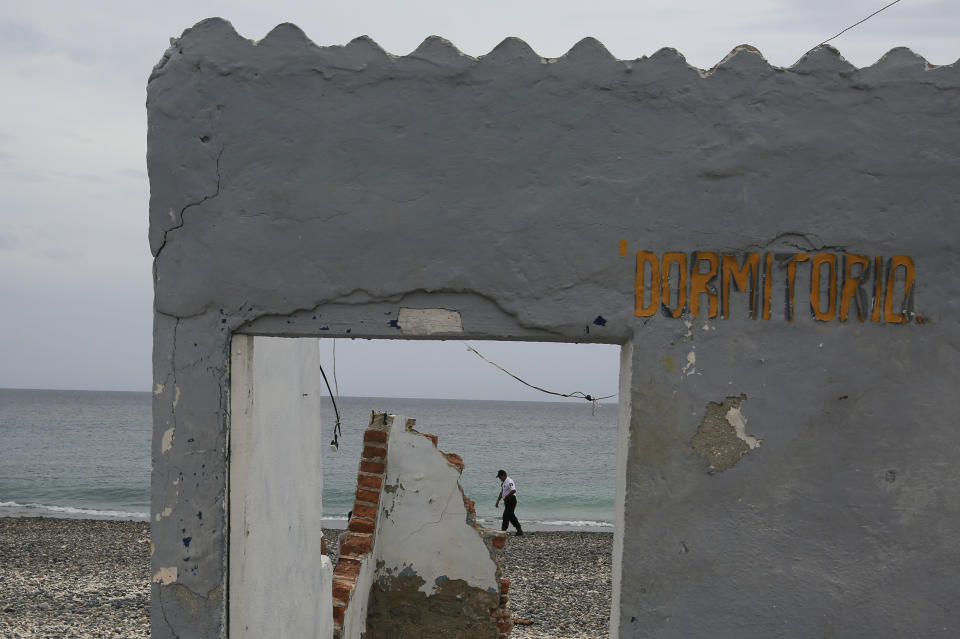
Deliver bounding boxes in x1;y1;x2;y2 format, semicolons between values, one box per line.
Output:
817;0;904;47
463;342;616;411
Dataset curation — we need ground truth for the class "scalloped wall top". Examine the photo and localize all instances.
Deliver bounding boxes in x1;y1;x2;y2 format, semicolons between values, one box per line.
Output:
169;16;954;74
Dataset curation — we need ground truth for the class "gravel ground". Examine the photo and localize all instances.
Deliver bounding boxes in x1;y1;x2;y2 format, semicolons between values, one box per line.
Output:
0;518;150;639
1;519;611;638
499;531;613;639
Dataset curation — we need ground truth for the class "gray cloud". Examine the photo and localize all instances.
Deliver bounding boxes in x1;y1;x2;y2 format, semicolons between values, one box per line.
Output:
0;0;956;393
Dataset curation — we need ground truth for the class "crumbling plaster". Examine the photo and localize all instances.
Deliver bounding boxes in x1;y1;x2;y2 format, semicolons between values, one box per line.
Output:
149;18;960;639
376;420;498;595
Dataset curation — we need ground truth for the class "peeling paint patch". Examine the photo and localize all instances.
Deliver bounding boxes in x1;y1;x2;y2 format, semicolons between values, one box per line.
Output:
396;308;463;335
682;351;696;377
691;394;760;471
726;405;760;450
162;428;175;454
153;566;178;584
173;386;181;408
153;383;164;395
154;506;173;522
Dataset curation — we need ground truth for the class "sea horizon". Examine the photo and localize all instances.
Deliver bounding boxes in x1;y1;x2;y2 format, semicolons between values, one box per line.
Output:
0;388;618;530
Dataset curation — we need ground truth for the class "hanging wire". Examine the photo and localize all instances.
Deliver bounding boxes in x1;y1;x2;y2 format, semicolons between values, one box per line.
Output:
318;344;342;451
332;339;340;398
816;0;904;47
463;342;616;413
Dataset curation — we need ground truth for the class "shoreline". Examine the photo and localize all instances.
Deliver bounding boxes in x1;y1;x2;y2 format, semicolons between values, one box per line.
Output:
0;509;614;533
1;518;613;638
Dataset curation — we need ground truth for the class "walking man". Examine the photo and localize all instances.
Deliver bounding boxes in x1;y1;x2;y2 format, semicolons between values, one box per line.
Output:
495;469;523;536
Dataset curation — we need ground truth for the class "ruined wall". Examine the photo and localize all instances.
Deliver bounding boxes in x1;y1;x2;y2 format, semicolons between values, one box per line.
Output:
331;413;508;639
366;417;509;639
148;18;960;639
332;413;390;639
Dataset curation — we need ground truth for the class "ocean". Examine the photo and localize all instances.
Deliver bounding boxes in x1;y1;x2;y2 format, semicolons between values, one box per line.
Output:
0;389;617;530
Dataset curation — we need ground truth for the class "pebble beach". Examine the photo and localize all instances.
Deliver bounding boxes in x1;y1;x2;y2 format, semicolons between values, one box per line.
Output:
0;518;612;638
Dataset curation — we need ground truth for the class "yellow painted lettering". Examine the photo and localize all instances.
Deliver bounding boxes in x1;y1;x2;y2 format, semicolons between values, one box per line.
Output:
884;255;916;324
809;253;837;321
689;251;719;319
721;253;761;319
660;252;688;318
871;256;884;322
786;253;810;321
634;251;660;317
839;254;870;322
762;253;773;320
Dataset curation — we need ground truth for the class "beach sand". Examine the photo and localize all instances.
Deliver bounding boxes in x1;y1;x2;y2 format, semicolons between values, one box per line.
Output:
0;518;612;638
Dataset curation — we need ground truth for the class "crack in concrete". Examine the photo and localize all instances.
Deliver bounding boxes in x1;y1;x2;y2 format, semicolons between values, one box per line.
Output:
746;231;847;254
158;588;183;639
395;481;462;546
154;147;224;259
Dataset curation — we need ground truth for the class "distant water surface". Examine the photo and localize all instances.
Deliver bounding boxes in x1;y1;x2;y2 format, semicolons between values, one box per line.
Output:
0;389;617;530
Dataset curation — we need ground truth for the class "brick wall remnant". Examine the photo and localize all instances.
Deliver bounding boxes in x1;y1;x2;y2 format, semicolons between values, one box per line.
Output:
331;412;391;639
332;412;510;639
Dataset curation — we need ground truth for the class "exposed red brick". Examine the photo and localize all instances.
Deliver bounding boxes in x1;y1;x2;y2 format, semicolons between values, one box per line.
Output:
422;433;438;447
334;558;361;581
358;473;384;490
497;621;513;633
355;488;381;506
348;517;376;534
464;498;476;514
499;595;509;607
443;452;465;471
359;460;385;474
321;536;327;555
332;579;353;602
492;536;505;549
362;444;387;460
499;578;510;594
332;605;346;626
353;503;377;520
363;430;388;444
340;533;372;556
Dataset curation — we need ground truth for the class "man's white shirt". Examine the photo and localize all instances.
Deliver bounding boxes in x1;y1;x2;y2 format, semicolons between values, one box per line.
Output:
500;476;517;499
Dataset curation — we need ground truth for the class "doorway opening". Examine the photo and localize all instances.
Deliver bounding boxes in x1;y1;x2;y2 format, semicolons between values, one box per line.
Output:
318;338;623;638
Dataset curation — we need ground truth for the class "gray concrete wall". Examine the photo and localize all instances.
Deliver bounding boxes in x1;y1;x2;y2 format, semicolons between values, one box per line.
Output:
148;17;960;638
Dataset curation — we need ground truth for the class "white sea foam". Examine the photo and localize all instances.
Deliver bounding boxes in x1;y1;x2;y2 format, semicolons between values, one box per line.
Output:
0;501;149;521
475;517;613;530
536;520;614;528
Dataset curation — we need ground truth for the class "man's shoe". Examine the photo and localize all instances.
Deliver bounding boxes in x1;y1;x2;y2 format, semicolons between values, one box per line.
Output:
516;531;523;536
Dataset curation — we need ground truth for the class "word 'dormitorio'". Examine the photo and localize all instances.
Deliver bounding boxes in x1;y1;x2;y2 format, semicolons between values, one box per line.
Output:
627;250;917;323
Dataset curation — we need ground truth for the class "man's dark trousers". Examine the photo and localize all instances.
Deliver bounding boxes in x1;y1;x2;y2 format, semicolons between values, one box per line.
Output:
501;494;522;533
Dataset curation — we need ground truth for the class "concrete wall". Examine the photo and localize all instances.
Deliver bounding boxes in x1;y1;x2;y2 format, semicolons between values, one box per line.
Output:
148;18;960;639
228;336;331;639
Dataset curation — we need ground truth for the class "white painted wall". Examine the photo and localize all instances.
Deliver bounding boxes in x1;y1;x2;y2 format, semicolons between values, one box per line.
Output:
341;554;376;639
610;340;632;639
376;416;498;594
229;336;333;639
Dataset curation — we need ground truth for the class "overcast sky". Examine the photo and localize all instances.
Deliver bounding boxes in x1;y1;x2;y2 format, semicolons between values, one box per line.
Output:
0;1;956;399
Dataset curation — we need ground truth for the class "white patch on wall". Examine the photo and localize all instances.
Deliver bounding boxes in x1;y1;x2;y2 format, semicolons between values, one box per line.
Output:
726;405;761;449
153;567;178;585
161;428;175;454
682;350;696;377
396;308;463;335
